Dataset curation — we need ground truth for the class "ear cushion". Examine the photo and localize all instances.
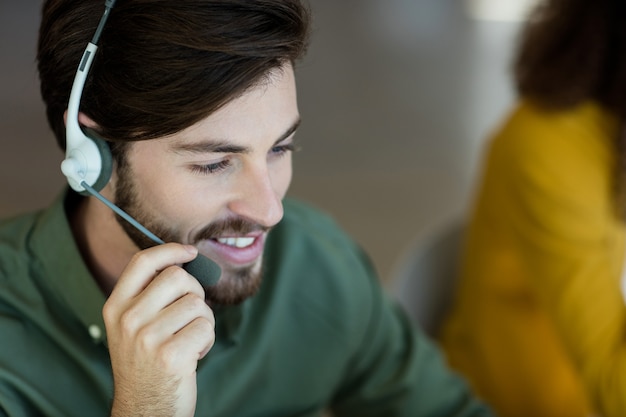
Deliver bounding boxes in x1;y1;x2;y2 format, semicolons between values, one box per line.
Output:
81;127;113;194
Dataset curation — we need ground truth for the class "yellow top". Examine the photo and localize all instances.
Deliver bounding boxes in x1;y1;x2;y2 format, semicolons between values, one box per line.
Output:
440;100;626;417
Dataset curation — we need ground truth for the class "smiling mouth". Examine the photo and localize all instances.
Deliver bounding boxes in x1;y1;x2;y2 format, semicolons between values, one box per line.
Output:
214;237;256;248
201;233;265;266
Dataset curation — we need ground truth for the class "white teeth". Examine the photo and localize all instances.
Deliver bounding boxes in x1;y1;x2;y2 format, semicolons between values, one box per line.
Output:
217;237;255;248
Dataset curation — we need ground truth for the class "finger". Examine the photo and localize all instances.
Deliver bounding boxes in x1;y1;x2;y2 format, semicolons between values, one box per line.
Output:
111;266;207;337
159;316;216;373
110;243;198;303
129;265;206;321
138;293;215;350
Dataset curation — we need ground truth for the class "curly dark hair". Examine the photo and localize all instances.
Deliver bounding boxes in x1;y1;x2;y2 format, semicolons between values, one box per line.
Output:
514;0;626;218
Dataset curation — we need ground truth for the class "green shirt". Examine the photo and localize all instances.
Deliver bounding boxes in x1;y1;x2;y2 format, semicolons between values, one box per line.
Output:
0;190;492;417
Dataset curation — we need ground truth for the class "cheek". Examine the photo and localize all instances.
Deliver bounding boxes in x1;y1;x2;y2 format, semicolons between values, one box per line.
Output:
273;156;293;197
130;163;206;227
137;168;180;207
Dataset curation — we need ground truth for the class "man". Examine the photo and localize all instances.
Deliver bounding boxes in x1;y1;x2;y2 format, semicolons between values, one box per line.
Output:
0;0;493;416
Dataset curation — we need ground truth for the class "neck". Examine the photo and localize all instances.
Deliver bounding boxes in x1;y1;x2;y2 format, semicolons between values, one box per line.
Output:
70;191;139;295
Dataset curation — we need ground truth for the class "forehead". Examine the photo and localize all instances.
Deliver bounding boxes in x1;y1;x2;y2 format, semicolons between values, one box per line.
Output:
169;65;299;147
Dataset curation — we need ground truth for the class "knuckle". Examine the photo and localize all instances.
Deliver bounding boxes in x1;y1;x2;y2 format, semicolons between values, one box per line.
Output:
135;325;158;353
186;274;206;297
118;307;141;334
196;317;216;349
157;343;181;371
102;301;114;322
170;265;191;284
158;265;187;285
128;250;150;269
186;293;207;310
163;267;205;297
197;316;215;334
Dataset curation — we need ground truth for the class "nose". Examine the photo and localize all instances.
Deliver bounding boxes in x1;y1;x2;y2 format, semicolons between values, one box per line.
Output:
227;162;285;228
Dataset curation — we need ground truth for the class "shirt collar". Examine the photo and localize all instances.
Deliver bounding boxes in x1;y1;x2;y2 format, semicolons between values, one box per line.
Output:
29;189;108;344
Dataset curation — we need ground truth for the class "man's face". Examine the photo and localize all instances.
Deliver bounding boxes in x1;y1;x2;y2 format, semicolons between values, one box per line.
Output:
112;65;299;305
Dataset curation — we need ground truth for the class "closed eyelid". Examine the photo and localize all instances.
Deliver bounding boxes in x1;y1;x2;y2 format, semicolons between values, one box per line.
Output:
189;159;232;175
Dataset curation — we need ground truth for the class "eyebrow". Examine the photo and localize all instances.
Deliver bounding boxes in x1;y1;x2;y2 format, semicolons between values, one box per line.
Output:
170;117;301;155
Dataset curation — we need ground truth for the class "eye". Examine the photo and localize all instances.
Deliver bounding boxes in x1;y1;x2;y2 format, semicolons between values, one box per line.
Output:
189;159;231;175
270;142;298;158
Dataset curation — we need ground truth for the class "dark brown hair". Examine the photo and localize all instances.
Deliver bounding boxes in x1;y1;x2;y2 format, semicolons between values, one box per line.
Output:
514;0;626;217
37;0;311;150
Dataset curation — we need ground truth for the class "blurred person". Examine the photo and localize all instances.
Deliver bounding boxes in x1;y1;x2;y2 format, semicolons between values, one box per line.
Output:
440;0;626;416
0;0;494;416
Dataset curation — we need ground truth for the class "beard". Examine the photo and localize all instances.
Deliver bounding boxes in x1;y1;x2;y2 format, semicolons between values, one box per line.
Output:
113;158;267;306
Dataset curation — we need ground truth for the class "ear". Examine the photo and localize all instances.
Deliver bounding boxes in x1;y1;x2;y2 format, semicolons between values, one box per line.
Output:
63;110;100;130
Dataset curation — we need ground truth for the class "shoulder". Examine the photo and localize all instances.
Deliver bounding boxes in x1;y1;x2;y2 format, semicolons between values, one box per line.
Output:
484;100;617;196
475;100;621;240
0;210;47;338
491;99;616;166
0;193;68;305
0;211;41;279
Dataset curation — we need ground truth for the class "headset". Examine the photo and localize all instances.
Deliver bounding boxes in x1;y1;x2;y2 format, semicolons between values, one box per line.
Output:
61;0;221;286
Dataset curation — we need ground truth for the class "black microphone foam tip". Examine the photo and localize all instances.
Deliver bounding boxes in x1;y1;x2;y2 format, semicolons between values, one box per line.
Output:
183;254;221;287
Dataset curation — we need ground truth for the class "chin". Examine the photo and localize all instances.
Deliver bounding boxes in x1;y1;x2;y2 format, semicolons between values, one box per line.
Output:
204;262;263;306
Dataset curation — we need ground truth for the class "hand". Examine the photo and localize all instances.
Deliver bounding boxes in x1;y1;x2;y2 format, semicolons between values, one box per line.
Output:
103;243;216;417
